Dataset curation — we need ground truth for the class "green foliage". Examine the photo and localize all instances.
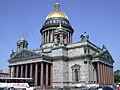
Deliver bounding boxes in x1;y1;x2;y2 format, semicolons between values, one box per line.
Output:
114;70;120;83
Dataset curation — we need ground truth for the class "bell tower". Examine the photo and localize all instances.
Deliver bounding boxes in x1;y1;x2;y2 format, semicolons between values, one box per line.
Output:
16;36;28;53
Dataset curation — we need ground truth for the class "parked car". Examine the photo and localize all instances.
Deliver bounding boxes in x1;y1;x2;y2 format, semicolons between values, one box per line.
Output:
88;86;97;90
103;86;114;90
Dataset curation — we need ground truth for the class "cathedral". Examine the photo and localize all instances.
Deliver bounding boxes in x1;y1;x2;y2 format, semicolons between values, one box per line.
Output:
8;2;114;88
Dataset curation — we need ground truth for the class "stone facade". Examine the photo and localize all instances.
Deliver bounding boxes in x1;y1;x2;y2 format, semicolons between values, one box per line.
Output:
8;2;114;88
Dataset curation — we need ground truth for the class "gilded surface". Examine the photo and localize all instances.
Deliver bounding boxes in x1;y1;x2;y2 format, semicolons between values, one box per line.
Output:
46;2;68;20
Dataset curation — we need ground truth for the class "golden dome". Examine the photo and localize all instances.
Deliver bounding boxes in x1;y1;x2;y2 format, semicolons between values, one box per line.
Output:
46;2;68;20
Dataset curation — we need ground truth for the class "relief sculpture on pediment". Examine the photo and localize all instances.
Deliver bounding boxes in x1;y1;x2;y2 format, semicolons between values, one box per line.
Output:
11;50;40;60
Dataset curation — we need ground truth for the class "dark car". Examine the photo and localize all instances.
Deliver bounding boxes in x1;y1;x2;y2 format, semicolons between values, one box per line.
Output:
103;86;114;90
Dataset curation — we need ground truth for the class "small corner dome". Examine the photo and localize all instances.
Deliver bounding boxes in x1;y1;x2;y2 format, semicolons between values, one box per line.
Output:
17;35;27;44
46;2;68;20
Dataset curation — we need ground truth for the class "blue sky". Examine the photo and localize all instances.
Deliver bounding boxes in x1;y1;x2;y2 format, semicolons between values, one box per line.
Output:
0;0;120;72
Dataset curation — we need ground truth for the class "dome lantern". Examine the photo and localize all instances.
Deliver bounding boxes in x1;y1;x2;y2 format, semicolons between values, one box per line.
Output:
54;2;60;11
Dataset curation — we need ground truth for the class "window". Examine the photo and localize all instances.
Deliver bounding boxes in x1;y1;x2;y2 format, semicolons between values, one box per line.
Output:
71;64;81;82
75;69;79;81
84;61;87;64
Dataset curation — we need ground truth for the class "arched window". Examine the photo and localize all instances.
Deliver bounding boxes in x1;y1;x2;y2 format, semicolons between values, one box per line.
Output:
71;64;81;82
75;69;79;81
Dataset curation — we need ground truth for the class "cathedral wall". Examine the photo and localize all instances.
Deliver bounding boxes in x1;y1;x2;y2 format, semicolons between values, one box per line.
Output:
68;58;90;85
51;47;67;57
68;47;84;58
52;59;69;87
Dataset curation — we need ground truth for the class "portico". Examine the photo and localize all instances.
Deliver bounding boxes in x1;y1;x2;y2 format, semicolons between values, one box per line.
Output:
9;60;52;86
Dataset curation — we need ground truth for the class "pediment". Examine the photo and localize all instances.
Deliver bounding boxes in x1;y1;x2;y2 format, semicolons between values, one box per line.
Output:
71;64;81;69
93;50;114;63
10;50;41;61
101;51;114;62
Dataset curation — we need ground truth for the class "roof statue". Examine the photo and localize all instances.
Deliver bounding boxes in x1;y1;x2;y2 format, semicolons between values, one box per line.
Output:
80;32;89;42
102;45;107;50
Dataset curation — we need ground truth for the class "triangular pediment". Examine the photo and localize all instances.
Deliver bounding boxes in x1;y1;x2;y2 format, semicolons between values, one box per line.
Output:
93;50;114;63
10;50;41;61
101;51;114;62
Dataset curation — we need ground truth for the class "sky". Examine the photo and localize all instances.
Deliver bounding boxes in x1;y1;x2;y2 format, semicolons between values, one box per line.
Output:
0;0;120;72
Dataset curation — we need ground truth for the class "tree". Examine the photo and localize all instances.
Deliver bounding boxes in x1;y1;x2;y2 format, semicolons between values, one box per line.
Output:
114;70;120;83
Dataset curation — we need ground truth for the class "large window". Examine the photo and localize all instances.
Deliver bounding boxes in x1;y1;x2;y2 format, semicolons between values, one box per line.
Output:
71;64;81;82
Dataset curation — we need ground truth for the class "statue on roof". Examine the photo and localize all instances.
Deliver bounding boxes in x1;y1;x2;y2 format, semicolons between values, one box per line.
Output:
102;45;107;50
80;32;89;42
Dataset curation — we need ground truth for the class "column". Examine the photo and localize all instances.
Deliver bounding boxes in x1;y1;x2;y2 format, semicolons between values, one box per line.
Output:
50;64;53;86
101;64;103;85
71;33;72;43
103;64;105;85
99;63;102;84
35;63;38;86
25;64;28;78
102;64;104;84
12;66;15;77
110;67;112;84
111;67;114;84
111;67;113;84
47;31;49;42
105;65;107;84
41;62;43;85
16;66;19;78
30;64;33;78
97;63;100;84
108;66;110;84
109;66;111;84
46;31;48;42
43;32;44;43
51;30;53;42
9;66;11;77
70;33;71;43
46;63;48;86
52;30;54;41
107;66;109;84
45;31;46;43
21;65;23;78
42;33;44;43
68;31;69;43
